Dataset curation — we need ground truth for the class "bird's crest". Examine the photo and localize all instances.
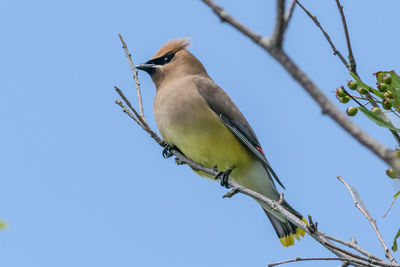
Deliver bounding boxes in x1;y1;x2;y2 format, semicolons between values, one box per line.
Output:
152;38;191;59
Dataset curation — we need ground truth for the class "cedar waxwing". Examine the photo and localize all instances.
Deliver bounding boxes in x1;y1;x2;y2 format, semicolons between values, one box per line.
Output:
136;38;307;247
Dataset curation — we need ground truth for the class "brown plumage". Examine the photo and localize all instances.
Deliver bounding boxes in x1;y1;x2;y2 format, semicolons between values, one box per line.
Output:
150;38;191;59
136;38;306;247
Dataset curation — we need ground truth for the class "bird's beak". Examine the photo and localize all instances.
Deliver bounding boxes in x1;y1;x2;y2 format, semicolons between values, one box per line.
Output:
136;63;156;73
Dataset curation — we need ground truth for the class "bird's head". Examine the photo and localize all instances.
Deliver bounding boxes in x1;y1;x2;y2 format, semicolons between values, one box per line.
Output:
136;38;208;88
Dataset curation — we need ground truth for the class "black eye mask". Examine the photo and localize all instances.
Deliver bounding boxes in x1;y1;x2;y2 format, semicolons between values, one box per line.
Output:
146;52;175;66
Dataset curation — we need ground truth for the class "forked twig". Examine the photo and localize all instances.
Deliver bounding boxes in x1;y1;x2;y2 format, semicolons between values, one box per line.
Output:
334;0;357;75
115;86;164;146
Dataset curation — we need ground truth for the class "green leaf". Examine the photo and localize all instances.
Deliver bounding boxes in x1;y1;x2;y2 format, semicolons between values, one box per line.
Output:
350;72;384;99
390;71;400;88
0;220;6;230
390;71;400;105
357;106;400;131
393;228;400;252
394;190;400;199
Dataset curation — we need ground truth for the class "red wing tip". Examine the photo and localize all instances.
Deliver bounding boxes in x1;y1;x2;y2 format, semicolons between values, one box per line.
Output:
256;146;265;155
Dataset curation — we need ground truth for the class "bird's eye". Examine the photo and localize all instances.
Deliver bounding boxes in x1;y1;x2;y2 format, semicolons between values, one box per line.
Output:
162;53;174;64
146;52;175;66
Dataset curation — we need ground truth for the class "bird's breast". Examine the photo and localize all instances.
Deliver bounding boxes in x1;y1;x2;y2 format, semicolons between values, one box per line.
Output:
153;79;253;174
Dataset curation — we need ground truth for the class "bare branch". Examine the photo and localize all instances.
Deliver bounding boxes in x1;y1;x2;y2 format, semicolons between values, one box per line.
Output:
337;176;397;264
334;0;357;75
118;34;146;122
201;0;400;175
268;257;363;267
283;0;297;31
201;0;264;45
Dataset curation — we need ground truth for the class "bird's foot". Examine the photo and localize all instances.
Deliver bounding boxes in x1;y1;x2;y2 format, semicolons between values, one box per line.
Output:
215;168;233;188
162;145;174;158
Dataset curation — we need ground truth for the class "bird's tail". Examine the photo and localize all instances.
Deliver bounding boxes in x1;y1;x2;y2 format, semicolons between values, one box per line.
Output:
263;200;307;247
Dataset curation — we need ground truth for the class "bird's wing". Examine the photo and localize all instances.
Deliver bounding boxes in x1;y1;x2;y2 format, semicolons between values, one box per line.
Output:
193;76;285;189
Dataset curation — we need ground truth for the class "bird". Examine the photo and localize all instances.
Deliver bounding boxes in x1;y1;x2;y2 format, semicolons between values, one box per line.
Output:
136;38;307;247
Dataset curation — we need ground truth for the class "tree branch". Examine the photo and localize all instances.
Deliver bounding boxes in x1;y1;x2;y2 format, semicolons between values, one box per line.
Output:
337;176;397;264
200;0;400;175
296;1;400;146
271;0;286;48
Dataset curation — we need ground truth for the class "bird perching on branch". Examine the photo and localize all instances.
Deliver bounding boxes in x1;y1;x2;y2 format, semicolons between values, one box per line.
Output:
136;38;307;247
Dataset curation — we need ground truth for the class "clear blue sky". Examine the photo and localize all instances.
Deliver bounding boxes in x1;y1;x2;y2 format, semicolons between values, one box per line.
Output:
1;0;400;266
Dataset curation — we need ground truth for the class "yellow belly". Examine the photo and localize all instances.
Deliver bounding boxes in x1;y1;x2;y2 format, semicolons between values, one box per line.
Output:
175;115;253;176
153;82;254;178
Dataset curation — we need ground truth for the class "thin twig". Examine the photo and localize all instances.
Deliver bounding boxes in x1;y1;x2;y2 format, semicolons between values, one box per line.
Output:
115;86;164;146
322;241;391;267
382;193;399;218
334;0;357;76
115;99;142;126
118;34;146;122
283;0;297;31
222;188;239;198
337;176;397;264
389;130;400;147
323;233;385;262
268;257;363;267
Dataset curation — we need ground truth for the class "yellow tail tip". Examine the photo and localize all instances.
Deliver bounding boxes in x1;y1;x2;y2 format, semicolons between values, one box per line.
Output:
279;233;295;247
280;217;308;247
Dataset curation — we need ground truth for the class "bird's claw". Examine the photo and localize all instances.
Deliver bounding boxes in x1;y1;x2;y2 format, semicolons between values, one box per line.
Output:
215;168;232;188
162;145;173;158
